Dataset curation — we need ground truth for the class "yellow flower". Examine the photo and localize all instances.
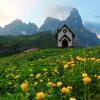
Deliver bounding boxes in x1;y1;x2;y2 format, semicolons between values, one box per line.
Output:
36;92;45;100
61;87;71;94
67;86;73;90
14;75;20;79
34;82;38;86
71;61;75;64
91;58;96;61
67;62;71;65
82;73;88;78
97;76;100;79
57;82;63;87
21;82;28;92
25;80;29;84
71;64;75;67
47;82;53;87
48;79;50;82
54;69;58;73
40;79;43;82
95;59;100;62
82;77;92;85
69;97;76;100
43;68;47;72
94;74;97;78
30;74;34;77
36;73;41;79
64;64;69;69
52;83;57;88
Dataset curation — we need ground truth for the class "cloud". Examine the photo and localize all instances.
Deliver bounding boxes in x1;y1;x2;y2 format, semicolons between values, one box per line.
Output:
0;9;14;27
0;0;37;26
43;5;73;20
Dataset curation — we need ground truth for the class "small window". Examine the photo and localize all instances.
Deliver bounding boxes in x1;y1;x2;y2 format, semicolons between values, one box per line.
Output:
63;29;67;33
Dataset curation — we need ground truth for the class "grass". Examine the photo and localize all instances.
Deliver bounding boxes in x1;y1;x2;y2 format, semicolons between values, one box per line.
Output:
0;47;100;100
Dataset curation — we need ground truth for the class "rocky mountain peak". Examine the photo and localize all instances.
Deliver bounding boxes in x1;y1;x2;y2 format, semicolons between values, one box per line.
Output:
0;19;38;35
0;26;2;30
39;17;61;32
11;19;23;24
64;8;83;31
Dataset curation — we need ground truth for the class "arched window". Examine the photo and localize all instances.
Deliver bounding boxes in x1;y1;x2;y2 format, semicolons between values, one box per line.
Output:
63;29;67;33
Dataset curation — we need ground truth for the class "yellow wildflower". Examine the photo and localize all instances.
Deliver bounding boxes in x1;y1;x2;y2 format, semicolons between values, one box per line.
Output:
57;82;63;87
82;73;88;78
69;97;76;100
47;82;53;87
61;87;71;94
82;77;92;85
48;79;50;82
40;79;43;82
95;59;100;62
71;61;75;64
43;68;47;72
25;80;29;84
64;64;69;69
94;74;97;78
34;82;38;86
97;76;100;79
36;73;41;79
67;62;71;65
36;92;45;100
91;58;96;61
71;64;75;67
52;83;57;88
21;82;28;92
30;74;34;77
67;86;73;90
54;69;58;73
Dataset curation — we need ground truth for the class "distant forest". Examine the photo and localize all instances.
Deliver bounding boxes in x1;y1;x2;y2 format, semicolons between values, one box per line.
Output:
0;32;56;57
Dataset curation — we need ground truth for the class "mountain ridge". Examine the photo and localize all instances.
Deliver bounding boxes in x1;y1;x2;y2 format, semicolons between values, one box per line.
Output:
0;19;38;35
0;8;100;47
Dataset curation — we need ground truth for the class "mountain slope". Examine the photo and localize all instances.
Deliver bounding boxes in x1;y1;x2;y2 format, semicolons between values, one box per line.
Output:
84;22;100;34
0;19;38;35
0;32;56;56
39;17;61;32
64;8;100;47
40;8;100;47
0;47;100;100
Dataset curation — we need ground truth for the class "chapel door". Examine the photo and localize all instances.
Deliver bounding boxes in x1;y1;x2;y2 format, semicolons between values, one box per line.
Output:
62;39;68;48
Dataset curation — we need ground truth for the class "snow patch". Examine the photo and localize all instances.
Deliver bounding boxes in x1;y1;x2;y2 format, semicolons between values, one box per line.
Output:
21;31;26;35
96;34;100;39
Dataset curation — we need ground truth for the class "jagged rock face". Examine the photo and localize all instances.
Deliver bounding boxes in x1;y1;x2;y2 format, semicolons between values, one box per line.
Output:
39;17;61;32
64;8;83;31
39;8;84;33
0;8;100;47
0;19;38;35
39;8;100;47
64;8;100;47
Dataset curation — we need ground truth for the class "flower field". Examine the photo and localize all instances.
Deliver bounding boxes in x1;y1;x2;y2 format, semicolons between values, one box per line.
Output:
0;47;100;100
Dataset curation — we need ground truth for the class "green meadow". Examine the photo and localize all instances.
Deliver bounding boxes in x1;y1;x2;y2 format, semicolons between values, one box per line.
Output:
0;47;100;100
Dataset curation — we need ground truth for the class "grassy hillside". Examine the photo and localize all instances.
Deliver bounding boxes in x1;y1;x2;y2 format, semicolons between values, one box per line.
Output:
0;47;100;100
0;32;56;56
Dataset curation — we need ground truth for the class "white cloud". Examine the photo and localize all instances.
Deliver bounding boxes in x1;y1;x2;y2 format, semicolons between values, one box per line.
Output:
43;5;73;20
0;9;15;27
0;0;37;26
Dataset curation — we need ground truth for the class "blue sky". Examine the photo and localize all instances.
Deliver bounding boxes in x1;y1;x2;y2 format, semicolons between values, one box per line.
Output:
0;0;100;27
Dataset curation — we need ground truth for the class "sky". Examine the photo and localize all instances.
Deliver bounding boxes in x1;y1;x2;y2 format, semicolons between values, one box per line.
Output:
0;0;100;27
